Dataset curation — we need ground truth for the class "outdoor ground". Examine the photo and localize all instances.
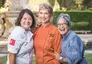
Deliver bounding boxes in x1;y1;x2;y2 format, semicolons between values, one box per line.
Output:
0;54;92;64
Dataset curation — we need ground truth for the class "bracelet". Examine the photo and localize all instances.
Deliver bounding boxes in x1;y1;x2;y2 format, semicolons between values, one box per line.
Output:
59;57;63;61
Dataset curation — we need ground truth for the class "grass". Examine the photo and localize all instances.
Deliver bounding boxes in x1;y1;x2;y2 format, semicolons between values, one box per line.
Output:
0;56;7;64
32;56;36;64
0;54;92;64
85;54;92;64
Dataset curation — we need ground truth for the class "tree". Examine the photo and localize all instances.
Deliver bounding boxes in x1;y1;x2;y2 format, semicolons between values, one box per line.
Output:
0;0;6;7
75;0;83;10
83;0;92;9
48;0;55;7
57;0;76;10
57;0;62;9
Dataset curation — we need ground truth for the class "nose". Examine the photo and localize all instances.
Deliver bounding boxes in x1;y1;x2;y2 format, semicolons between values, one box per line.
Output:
58;24;64;28
60;24;64;28
41;13;45;18
26;19;29;23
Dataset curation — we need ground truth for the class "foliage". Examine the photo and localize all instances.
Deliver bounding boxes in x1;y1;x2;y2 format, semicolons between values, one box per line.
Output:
71;22;89;30
57;0;76;10
0;0;5;8
85;54;92;64
57;0;62;9
82;0;92;9
0;0;2;8
53;11;92;31
85;42;92;50
48;0;55;7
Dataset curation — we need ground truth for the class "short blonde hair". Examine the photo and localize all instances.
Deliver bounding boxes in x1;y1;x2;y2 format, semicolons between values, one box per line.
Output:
39;3;53;15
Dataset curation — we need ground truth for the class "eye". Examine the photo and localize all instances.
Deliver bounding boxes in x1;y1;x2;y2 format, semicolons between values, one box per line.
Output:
63;23;68;25
23;18;27;20
45;12;49;14
58;24;62;26
29;18;32;21
58;23;68;26
39;12;42;14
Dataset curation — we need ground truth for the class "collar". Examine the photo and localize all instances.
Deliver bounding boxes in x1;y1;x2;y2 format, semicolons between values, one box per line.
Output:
63;29;71;38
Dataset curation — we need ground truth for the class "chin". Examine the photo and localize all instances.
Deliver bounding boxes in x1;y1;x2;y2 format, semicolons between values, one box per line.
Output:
23;27;30;30
60;32;66;36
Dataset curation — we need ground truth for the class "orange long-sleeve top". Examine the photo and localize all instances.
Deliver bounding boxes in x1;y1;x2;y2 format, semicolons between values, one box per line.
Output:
34;24;62;64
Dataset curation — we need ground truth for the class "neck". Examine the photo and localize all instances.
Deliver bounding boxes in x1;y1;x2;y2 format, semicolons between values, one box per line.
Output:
42;22;51;27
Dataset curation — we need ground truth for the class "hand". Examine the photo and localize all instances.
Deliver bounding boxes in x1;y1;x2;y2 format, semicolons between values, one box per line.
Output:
54;52;61;61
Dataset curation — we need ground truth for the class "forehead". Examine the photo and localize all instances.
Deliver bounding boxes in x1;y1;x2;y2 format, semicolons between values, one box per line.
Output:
58;18;68;23
39;8;49;12
23;13;32;17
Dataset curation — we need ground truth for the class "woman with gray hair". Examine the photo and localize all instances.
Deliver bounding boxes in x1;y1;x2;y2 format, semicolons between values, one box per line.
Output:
54;13;87;64
34;3;62;64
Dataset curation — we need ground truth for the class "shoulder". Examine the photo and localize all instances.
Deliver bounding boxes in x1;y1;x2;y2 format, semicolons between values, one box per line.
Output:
49;25;61;38
71;31;81;40
50;25;60;33
70;31;83;44
9;26;25;39
50;24;58;31
69;31;79;39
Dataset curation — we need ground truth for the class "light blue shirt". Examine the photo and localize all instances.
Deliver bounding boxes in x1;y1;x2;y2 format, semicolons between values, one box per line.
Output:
61;29;87;64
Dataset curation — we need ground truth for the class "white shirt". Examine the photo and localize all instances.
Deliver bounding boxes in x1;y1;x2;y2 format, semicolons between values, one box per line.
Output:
7;26;34;64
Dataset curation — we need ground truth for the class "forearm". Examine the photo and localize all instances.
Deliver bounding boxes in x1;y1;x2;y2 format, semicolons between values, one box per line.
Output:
8;52;16;64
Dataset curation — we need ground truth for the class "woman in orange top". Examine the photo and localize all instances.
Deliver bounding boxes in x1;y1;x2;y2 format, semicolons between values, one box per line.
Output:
34;3;62;64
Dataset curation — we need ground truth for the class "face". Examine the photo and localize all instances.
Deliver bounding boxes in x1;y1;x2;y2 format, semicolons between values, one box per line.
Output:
20;13;32;30
38;8;51;24
57;18;69;36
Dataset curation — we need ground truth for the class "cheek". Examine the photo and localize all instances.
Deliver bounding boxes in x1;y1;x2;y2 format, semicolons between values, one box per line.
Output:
29;20;33;26
64;28;69;34
65;26;69;31
46;15;51;18
30;20;33;24
38;14;42;18
20;20;23;26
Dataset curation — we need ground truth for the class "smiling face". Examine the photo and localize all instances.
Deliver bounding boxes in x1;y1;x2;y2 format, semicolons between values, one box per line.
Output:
20;13;32;30
38;8;51;24
57;18;69;36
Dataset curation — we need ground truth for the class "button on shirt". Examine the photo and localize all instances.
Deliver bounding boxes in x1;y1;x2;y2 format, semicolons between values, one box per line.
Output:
34;24;61;64
7;26;34;64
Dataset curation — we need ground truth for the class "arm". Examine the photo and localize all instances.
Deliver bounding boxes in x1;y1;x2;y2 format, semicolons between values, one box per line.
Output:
55;36;84;64
53;30;62;54
65;36;83;64
53;30;62;63
8;52;16;64
54;52;67;63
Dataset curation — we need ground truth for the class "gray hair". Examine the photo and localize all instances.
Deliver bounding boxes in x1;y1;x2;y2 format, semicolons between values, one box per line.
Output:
39;3;53;15
57;13;71;25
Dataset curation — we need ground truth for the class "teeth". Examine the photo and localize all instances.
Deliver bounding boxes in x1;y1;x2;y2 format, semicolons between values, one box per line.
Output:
59;29;64;31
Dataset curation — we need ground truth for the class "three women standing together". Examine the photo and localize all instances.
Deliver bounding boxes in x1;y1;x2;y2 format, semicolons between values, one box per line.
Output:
7;3;87;64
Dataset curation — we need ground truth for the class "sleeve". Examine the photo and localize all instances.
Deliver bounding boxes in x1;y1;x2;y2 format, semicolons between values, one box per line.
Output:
8;27;24;54
53;30;62;54
29;48;34;64
66;36;84;64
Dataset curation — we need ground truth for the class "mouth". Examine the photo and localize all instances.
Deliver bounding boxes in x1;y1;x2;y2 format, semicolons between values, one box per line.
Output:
41;18;46;21
59;28;65;31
